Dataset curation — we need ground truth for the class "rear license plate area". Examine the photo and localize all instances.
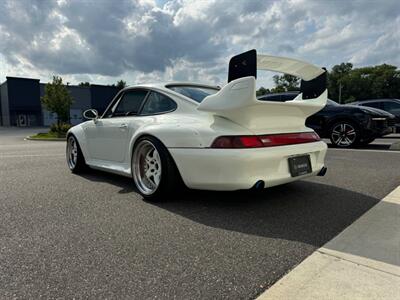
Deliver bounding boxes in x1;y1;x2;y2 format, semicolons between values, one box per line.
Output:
288;155;312;177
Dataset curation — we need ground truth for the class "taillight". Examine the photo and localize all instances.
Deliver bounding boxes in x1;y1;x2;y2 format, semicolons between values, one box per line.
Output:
211;132;320;148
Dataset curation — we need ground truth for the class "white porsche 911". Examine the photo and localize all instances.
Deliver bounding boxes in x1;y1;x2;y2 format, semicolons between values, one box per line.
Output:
66;50;328;200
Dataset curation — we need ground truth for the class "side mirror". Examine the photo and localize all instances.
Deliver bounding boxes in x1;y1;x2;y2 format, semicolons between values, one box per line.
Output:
83;109;99;121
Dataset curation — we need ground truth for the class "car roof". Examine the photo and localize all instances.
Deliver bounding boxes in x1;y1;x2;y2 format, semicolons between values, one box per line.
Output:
121;81;220;92
350;98;400;104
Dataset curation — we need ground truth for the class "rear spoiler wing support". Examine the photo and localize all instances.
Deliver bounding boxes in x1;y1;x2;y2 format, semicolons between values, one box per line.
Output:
228;49;327;99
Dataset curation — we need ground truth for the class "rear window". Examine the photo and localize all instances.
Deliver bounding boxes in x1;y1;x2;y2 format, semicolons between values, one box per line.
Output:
362;102;382;109
168;85;219;103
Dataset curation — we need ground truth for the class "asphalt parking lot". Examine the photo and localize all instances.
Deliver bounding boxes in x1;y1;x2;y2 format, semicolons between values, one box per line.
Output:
0;128;399;299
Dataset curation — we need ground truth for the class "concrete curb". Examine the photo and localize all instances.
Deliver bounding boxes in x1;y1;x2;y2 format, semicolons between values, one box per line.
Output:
257;186;400;300
25;136;66;141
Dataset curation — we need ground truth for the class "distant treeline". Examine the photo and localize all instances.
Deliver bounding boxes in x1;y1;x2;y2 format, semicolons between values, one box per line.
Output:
257;63;400;103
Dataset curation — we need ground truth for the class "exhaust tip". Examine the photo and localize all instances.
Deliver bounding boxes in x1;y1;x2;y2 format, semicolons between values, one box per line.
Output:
317;166;327;176
253;180;265;190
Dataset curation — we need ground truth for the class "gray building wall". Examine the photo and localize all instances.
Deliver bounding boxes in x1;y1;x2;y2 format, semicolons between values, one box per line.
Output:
6;77;41;126
0;77;120;127
40;84;92;126
0;82;10;126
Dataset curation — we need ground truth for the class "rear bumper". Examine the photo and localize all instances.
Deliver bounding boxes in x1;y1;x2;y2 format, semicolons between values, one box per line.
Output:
361;118;396;138
169;141;327;191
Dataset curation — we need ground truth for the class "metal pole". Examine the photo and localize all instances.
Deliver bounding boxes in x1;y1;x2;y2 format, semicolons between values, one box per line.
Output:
339;82;342;104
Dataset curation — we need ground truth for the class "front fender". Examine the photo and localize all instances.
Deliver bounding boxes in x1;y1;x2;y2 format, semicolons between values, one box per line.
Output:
67;123;90;161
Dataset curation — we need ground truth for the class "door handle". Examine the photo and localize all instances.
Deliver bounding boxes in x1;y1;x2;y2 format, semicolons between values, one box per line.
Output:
119;123;128;129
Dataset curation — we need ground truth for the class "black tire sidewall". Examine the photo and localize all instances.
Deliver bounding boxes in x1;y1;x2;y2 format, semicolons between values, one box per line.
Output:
132;136;180;201
67;135;87;173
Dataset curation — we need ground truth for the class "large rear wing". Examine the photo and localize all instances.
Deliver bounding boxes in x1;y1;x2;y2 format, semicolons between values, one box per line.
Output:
228;49;327;99
197;50;328;134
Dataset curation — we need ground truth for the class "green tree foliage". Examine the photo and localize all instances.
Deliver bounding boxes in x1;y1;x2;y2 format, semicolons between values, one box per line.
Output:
41;76;73;124
78;81;90;87
328;63;400;103
272;74;300;92
256;74;300;96
257;63;400;103
109;80;127;90
256;86;270;96
327;63;353;102
116;80;127;89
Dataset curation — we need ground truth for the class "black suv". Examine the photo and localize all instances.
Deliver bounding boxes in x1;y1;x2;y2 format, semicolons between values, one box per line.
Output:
347;99;400;133
258;92;396;148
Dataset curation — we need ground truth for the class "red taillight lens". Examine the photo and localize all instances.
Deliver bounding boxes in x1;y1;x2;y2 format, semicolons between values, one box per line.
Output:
259;132;320;147
211;136;263;148
211;132;320;148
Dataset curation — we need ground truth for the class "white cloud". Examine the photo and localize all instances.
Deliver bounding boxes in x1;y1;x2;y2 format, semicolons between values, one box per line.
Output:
0;0;399;88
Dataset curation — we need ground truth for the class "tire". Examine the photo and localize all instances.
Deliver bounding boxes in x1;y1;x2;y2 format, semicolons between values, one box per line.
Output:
329;120;360;148
66;135;88;173
132;136;182;201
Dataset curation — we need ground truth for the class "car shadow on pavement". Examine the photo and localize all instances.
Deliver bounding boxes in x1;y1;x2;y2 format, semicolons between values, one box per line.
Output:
78;169;380;249
152;181;380;248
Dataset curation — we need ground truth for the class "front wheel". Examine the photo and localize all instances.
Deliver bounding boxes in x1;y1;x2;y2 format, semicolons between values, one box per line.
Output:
329;121;360;148
132;136;181;201
66;135;88;173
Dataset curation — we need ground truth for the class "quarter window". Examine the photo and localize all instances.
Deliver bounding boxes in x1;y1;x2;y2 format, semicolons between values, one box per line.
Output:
112;90;148;117
168;85;219;103
141;92;177;115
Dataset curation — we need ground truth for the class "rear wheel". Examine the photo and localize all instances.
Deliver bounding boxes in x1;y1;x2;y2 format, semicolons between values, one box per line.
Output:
132;136;181;201
66;135;88;173
329;121;360;148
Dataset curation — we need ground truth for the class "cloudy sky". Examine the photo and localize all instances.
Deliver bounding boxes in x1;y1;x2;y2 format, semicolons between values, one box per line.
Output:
0;0;399;88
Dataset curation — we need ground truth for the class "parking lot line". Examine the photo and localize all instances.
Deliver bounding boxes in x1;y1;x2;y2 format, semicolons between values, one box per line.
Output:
0;154;64;158
329;148;400;154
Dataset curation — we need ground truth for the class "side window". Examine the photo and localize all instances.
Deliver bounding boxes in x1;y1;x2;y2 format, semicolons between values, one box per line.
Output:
259;95;281;101
362;102;382;109
140;92;177;115
383;101;400;115
112;90;148;117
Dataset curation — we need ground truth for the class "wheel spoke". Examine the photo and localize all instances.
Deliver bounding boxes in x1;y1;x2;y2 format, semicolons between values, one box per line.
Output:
133;140;162;195
154;172;161;185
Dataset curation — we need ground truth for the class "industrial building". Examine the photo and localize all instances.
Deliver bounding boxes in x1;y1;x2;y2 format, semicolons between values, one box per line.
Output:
0;77;120;127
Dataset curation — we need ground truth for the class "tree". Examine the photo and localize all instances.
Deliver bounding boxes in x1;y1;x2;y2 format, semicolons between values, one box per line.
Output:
327;63;400;103
256;86;270;96
327;63;353;102
41;76;73;124
78;81;90;87
116;80;127;89
271;74;300;92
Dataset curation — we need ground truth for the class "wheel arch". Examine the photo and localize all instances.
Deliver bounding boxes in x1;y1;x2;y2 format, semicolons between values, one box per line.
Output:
326;117;360;132
129;132;185;186
66;126;90;162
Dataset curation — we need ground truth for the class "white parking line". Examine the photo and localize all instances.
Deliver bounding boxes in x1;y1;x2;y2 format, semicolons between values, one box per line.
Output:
328;148;400;154
0;154;64;158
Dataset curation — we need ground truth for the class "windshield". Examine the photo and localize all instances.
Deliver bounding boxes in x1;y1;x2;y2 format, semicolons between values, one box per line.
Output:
168;85;219;103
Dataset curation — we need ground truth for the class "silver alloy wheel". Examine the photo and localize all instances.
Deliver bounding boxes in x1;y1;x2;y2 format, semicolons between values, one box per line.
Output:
132;140;162;195
67;136;78;169
331;123;356;146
